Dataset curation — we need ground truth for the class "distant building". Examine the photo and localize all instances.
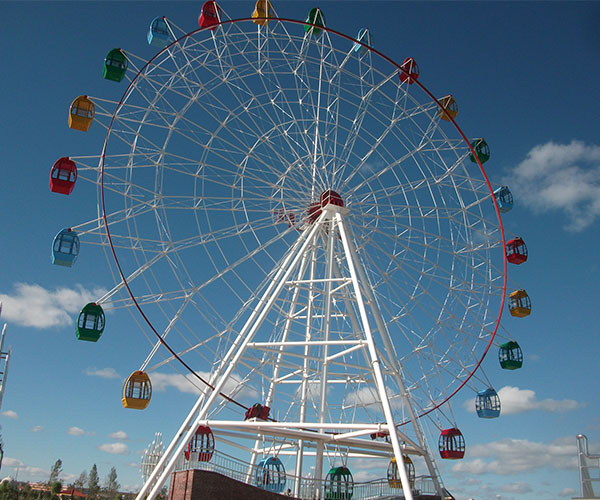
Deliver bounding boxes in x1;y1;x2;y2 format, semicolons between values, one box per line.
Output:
25;483;88;499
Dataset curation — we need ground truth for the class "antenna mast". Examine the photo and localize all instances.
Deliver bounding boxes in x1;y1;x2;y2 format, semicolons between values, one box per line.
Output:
0;303;11;412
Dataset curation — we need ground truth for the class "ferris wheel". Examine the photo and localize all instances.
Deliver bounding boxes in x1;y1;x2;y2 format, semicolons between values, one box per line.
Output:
50;3;532;500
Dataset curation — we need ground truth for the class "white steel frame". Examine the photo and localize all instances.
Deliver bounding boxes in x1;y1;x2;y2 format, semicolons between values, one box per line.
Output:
52;13;511;500
136;204;443;500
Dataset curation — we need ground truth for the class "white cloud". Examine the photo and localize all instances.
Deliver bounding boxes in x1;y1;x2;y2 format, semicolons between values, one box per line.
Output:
108;430;128;440
122;484;141;493
67;426;95;436
62;473;78;484
85;367;121;379
151;372;203;395
500;481;533;494
3;458;24;467
1;410;18;419
99;442;129;455
346;387;380;407
347;457;389;482
0;459;48;481
151;371;258;400
346;386;403;410
508;140;600;231
31;425;44;432
451;436;577;475
560;488;577;497
463;386;583;415
0;283;107;329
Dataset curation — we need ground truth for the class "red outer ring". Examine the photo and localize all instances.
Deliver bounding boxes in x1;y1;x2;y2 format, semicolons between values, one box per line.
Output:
100;16;507;422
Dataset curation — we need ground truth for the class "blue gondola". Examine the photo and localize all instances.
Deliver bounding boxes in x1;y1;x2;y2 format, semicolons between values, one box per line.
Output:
52;228;80;267
476;388;501;418
148;17;171;48
255;457;286;493
353;28;372;57
493;186;513;213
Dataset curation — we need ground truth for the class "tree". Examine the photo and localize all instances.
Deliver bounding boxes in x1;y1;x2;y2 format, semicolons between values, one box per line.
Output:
74;471;88;491
48;459;63;485
104;467;120;500
0;480;18;500
155;487;168;500
50;481;62;500
88;464;100;500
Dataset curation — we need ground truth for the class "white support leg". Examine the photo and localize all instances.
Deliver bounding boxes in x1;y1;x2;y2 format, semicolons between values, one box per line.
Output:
338;212;444;496
136;220;324;500
335;210;415;500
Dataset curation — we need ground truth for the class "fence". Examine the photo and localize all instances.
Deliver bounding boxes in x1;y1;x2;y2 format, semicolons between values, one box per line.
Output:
175;451;438;499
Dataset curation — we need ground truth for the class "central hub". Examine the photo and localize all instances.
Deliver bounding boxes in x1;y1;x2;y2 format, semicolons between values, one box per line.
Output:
307;190;344;223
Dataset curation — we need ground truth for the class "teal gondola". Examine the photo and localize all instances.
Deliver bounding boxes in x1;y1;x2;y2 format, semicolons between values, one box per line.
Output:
305;8;325;36
103;48;128;82
469;138;490;164
76;303;105;342
255;457;286;493
325;466;353;500
499;340;523;370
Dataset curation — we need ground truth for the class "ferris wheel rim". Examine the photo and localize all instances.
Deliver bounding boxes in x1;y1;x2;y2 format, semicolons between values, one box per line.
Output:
98;15;508;420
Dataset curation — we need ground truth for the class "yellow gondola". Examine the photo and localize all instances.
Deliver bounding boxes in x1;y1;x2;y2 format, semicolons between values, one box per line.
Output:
122;370;152;409
68;95;95;132
252;0;273;26
438;94;458;122
508;289;531;318
387;456;415;489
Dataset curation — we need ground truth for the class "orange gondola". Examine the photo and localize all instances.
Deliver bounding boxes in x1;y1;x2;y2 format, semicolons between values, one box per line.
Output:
252;0;273;26
438;95;458;121
68;96;95;132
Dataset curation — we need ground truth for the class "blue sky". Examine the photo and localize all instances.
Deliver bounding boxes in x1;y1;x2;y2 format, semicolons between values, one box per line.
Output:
1;2;600;500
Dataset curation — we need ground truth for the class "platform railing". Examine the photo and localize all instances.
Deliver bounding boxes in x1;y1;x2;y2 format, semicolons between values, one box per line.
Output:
175;451;438;499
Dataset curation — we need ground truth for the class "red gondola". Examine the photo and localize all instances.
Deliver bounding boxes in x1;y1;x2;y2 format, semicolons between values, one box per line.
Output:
307;190;344;224
245;403;270;420
50;157;77;195
369;431;389;441
506;237;528;265
199;1;221;30
184;425;215;462
438;428;465;459
399;57;419;84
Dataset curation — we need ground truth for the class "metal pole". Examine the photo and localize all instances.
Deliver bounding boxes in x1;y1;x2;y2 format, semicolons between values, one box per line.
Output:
336;210;415;500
